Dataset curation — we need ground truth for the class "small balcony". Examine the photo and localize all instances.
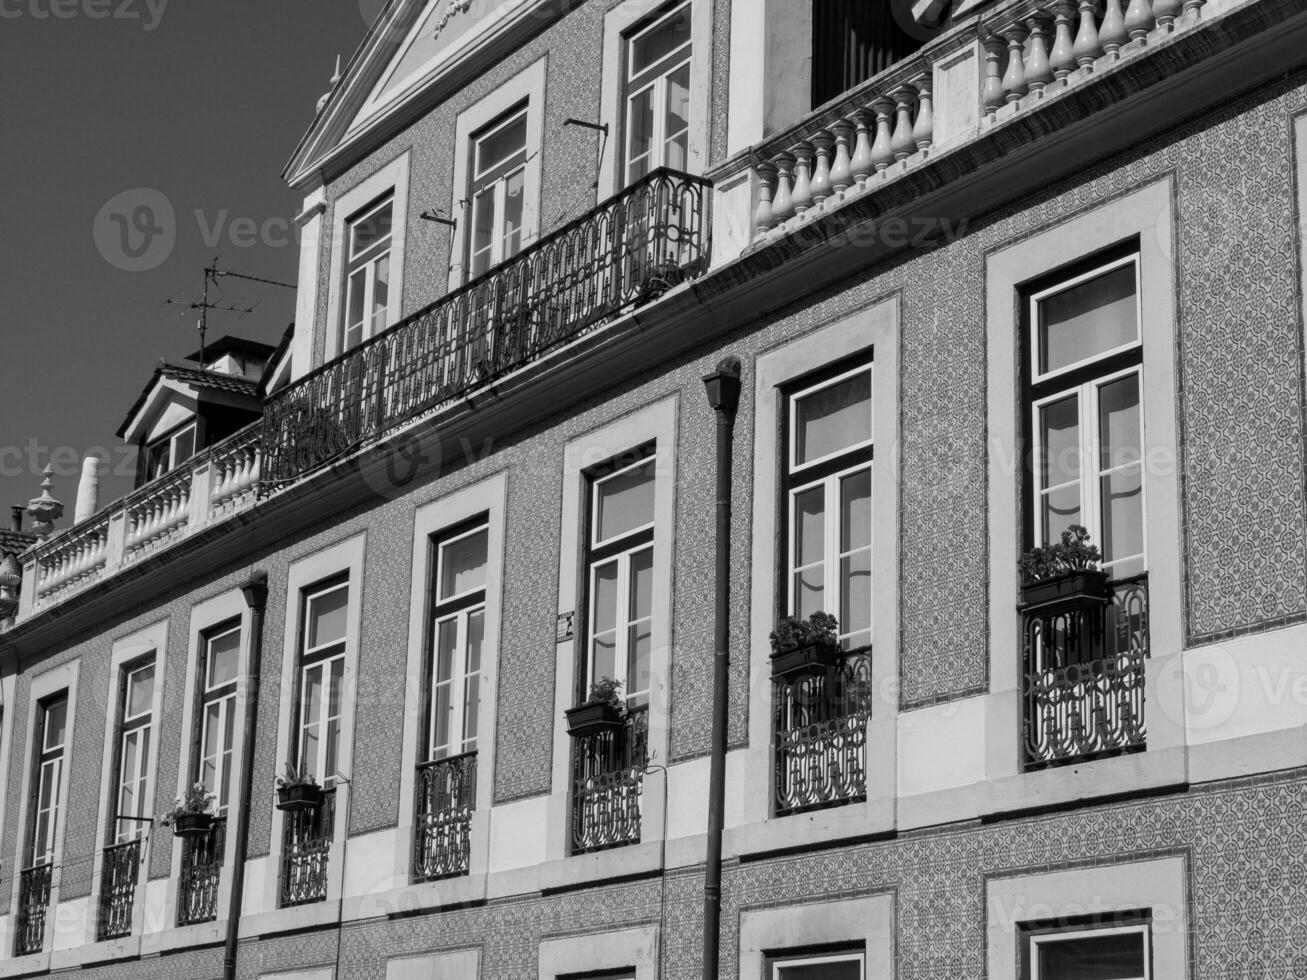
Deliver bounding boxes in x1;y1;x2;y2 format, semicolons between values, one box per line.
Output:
262;167;712;488
15;862;51;956
772;648;874;816
280;789;335;907
570;705;648;854
177;818;226;926
1022;573;1150;769
413;752;476;882
96;839;142;941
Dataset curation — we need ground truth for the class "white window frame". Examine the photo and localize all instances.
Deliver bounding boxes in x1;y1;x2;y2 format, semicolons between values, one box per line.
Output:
112;661;155;844
787;364;874;474
198;620;242;815
448;59;545;290
1030;254;1142;385
771;951;866;979
1028;923;1151;980
341;194;395;352
585;454;657;705
29;695;67;868
428;522;489;760
623;1;693;184
467;107;529;279
296;579;350;787
146;420;197;481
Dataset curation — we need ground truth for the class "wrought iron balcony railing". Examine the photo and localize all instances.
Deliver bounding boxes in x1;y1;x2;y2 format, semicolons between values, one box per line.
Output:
262;167;711;487
177;818;226;926
414;752;476;882
96;838;141;941
773;648;874;816
570;706;648;854
280;789;336;907
15;862;51;956
1022;573;1150;769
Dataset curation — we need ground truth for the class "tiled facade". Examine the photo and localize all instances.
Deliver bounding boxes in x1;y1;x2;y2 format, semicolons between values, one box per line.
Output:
3;0;1307;976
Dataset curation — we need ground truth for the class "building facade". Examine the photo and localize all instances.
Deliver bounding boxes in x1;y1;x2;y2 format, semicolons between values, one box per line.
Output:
2;0;1307;977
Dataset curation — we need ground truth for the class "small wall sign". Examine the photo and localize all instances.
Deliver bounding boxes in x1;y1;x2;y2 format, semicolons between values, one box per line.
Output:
556;611;575;644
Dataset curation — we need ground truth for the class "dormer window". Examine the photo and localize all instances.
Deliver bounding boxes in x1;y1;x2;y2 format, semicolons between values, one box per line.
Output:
145;421;197;482
343;195;394;351
469;107;528;279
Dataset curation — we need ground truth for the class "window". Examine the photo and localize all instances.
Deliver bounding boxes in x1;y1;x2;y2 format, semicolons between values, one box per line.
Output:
197;622;241;814
584;450;656;706
343;194;394;351
1025;923;1151;980
1026;253;1145;579
145;421;197;481
624;2;691;183
770;951;865;979
469;107;528;279
784;362;873;649
112;661;155;842
295;579;348;785
427;521;488;760
28;694;68;868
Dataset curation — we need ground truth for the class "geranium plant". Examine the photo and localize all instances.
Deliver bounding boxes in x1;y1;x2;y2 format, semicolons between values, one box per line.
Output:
583;676;625;715
159;781;216;828
1017;524;1102;583
769;611;839;654
276;760;319;790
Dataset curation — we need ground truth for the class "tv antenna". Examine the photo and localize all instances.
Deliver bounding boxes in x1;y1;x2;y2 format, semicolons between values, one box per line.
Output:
162;259;257;367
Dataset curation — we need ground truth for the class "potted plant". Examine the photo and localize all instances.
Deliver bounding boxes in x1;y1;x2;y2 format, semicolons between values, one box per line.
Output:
1018;524;1111;614
769;611;841;679
565;677;627;737
160;782;216;839
275;761;324;812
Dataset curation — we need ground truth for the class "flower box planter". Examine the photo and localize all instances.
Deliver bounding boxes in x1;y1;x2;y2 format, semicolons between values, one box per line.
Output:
171;812;214;839
565;701;624;738
1021;569;1111;617
770;640;842;680
276;783;324;812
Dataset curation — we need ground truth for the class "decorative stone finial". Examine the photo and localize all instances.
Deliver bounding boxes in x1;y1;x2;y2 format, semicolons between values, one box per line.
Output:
0;552;20;619
26;465;64;541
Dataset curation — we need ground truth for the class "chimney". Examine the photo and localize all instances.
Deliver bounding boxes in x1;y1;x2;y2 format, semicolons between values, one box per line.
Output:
74;456;101;524
9;507;22;533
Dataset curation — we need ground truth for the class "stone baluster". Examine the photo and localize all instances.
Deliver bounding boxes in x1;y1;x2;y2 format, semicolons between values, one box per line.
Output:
790;142;814;215
1099;0;1128;60
1025;15;1054;98
912;76;934;153
753;161;777;235
771;152;795;223
982;32;1008;118
1002;26;1029;103
1181;0;1204;22
890;88;917;161
809;131;833;205
870;97;895;173
850;111;874;186
1124;0;1154;42
1152;0;1180;30
1050;1;1078;83
1073;0;1104;68
829;121;853;195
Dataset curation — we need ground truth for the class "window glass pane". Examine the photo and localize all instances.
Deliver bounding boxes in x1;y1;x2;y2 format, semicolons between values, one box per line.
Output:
628;548;654;696
208;628;240;688
1098;373;1141;472
1101;465;1144;568
664;62;691;168
325;659;344;780
1039;395;1081;490
795;566;824;620
127;665;154;718
371;254;390;336
44;700;67;750
794;486;825;568
475;113;528;179
118;732;139;816
308;584;348;649
462;672;480;749
795;371;872;465
593;561;619;635
627;86;655;177
1038;262;1138;375
1041;485;1082;545
440;529;489;599
1036;930;1146;980
775;958;863;980
466;608;484;675
432;682;452;756
435;618;458;683
201;702;221;783
840;549;871;643
630;5;691;76
596;458;656;542
840;469;871;553
502;169;525;259
173;426;196;466
350;202;392;257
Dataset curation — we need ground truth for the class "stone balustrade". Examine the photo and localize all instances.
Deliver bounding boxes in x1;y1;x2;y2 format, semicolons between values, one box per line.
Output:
746;0;1217;245
20;425;263;618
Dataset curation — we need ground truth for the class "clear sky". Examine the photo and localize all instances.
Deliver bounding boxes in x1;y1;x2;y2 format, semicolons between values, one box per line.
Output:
0;0;375;520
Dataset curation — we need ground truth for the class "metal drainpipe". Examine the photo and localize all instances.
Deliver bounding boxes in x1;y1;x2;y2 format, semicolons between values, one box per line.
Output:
223;570;268;980
701;357;741;980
